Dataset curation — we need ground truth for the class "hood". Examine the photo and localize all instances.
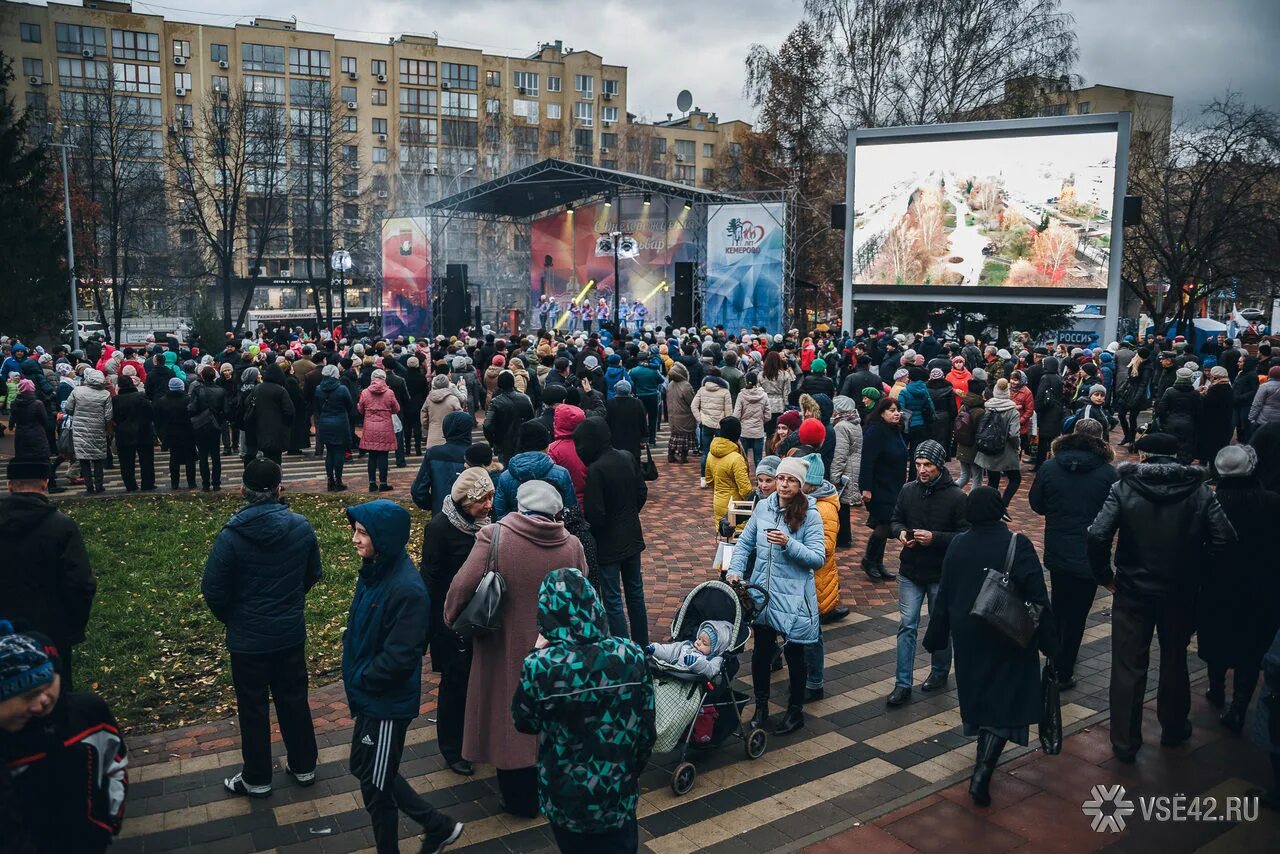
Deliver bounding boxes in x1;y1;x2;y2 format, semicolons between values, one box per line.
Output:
668;362;688;382
346;499;411;576
225;501;297;545
738;386;767;403
553;404;585;441
84;370;107;390
318;375;341;394
263;363;286;386
442;410;474;443
698;619;735;657
0;493;56;536
163;351;178;367
960;391;985;408
1117;460;1207;504
984;396;1016;412
368;376;389;394
811;480;838;500
484;365;503;377
1050;431;1112;468
507;450;555;481
537;567;609;646
709;436;740;458
703;377;727;391
904;379;928;394
428;386;456;403
572;416;611;465
812;393;833;423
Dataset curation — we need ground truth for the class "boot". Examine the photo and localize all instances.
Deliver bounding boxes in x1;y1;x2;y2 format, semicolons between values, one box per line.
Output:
750;702;770;729
773;705;804;736
1205;678;1225;710
875;561;896;580
1220;702;1247;734
861;556;881;581
326;478;337;492
968;732;1007;806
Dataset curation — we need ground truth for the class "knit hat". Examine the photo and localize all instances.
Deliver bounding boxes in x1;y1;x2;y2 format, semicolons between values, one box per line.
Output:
697;621;720;651
775;456;809;483
718;416;743;444
755;455;781;477
1174;368;1193;385
861;387;882;402
432;374;451;389
322;364;340;379
993;378;1010;399
952;355;966;366
1073;418;1104;439
1215;444;1257;478
542;384;567;404
7;457;50;481
465;443;494;467
583;355;599;370
518;420;551;452
802;453;825;486
776;410;802;431
1209;365;1229;379
516;479;563;517
451;466;496;505
832;395;857;414
165;376;183;392
491;354;506;367
797;418;826;447
243;458;282;491
893;368;909;381
1089;384;1106;396
0;625;54;702
17;378;33;394
497;370;516;391
811;358;827;373
929;368;944;380
1134;432;1179;456
971;367;988;381
614;380;632;396
913;439;947;467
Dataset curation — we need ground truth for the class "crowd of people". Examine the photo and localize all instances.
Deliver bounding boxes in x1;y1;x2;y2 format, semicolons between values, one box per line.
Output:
1;317;1279;852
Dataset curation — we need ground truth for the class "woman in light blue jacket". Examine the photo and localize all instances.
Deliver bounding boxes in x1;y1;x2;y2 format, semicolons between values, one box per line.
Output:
726;454;826;737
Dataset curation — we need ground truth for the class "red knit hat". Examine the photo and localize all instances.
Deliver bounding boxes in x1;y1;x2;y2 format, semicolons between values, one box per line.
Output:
798;418;826;447
776;410;802;431
491;354;506;367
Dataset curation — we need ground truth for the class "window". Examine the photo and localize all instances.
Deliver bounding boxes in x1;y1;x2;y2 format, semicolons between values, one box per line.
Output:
546;103;561;120
399;145;437;172
573;75;593;97
173;72;192;91
485;69;500;86
112;62;162;93
56;24;106;55
441;92;478;118
603;79;619;96
703;168;714;183
175;103;193;127
399;88;436;114
703;143;714;158
547;75;561;92
372;88;387;105
512;99;539;122
20;23;40;43
441;119;477;147
399;58;436;86
58;91;106;120
575;155;593;166
1038;103;1069;117
341;86;357;102
574;128;593;151
600;132;617;150
674;139;695;162
340;56;357;75
57;57;107;88
484;124;499;144
289;108;329;131
676;164;695;181
602;106;618;123
513;71;538;95
485;98;500;114
21;58;43;81
172;39;190;59
574;101;593;126
730;142;742;158
372;147;388;164
211;43;228;63
370;59;387;78
290;79;329;105
1077;101;1091;115
242;43;285;72
441;62;477;90
514;126;538;150
627;134;641;152
111;30;160;62
547;129;561;147
288;48;330;76
343;144;359;164
211;75;228;94
342;115;357;132
372;117;388;135
440;147;478;171
244;75;285;103
650;137;667;161
398;117;437;143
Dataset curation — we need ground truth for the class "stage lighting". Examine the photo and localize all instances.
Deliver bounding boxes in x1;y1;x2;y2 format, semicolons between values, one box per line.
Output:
604;199;612;208
567;202;575;212
683;200;692;210
643;193;651;206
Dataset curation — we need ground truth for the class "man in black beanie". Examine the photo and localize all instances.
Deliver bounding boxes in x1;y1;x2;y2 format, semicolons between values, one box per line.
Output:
483;371;533;464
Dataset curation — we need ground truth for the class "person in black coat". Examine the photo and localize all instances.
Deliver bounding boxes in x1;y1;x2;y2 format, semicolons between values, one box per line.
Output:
573;417;649;645
248;364;295;465
484;371;534;464
112;376;155;492
858;397;908;581
1197;368;1234;471
189;366;227;491
925;369;957;455
281;362;307;456
403;358;429;456
604;380;648;462
1233;356;1261;443
1028;422;1117;687
313;366;358;490
9;383;51;461
410;411;474;513
154;378;196;489
1155;370;1201;464
1253;419;1280;493
838;356;883;416
1032;357;1066;470
923;487;1058;807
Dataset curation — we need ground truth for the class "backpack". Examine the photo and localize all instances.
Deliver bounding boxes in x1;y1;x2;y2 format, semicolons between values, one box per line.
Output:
954;405;979;446
975;409;1010;455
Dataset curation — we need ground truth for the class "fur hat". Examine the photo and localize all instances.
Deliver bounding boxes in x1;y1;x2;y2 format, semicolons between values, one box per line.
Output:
1214;444;1257;478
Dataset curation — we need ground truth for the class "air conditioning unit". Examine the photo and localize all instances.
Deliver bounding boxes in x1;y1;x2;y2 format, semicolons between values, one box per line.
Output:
376;73;387;83
378;133;387;143
219;91;229;101
183;117;193;128
293;125;309;136
343;188;358;197
28;76;43;86
600;146;609;154
376;190;388;199
175;87;187;97
168;123;179;135
348;71;358;80
441;81;451;90
173;56;186;66
518;86;526;95
675;153;685;162
426;166;438;175
219;59;229;70
81;49;94;59
347;100;358;110
279;269;291;278
603;91;613;100
342;217;358;226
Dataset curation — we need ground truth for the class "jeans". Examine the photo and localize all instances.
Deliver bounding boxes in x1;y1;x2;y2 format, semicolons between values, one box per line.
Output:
956;460;984;490
595;555;649;646
552;817;638;854
805;631;824;690
230;644;317;786
742;437;764;470
367;449;389;485
325;445;346;483
118;443;154;491
196;434;222;489
896;576;950;689
698;426;714;477
639;395;660;445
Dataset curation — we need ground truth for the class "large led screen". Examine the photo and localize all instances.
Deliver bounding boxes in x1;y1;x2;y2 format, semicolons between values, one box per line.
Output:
850;117;1126;302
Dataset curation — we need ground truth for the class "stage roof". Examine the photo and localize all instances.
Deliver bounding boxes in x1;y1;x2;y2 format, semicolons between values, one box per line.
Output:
424;158;742;221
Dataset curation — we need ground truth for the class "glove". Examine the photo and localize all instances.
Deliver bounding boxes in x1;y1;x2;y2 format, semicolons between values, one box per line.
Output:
644;644;655;655
682;654;699;666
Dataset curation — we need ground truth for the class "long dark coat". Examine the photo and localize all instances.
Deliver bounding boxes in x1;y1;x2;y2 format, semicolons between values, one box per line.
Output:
420;510;477;673
248;366;295;453
9;393;50;458
154;390;195;462
924;522;1058;728
1197;381;1234;467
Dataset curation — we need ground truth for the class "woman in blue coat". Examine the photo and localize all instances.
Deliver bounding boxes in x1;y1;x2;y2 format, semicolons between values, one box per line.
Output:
727;455;826;737
314;364;357;490
858;397;908;581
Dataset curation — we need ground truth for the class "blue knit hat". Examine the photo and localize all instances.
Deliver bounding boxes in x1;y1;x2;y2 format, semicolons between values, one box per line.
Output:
697;621;719;651
0;622;54;701
802;452;825;486
755;455;781;477
168;376;185;392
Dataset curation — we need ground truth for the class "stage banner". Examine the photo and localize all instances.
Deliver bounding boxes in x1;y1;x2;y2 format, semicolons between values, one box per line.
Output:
704;203;785;332
381;217;431;339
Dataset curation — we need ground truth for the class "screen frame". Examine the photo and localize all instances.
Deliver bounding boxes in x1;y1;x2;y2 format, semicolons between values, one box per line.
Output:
841;112;1131;342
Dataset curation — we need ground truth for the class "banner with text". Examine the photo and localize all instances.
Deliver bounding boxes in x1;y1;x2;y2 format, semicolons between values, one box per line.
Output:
704;202;785;332
381;216;431;339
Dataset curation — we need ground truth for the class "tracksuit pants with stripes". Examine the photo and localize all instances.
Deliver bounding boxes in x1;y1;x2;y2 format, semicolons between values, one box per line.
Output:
350;717;455;853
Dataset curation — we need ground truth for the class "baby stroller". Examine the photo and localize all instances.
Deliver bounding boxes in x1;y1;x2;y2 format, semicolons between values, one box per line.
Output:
648;578;770;795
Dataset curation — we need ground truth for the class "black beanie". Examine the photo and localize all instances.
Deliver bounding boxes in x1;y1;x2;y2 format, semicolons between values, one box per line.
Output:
465;443;494;467
518;420;551;452
718;416;743;444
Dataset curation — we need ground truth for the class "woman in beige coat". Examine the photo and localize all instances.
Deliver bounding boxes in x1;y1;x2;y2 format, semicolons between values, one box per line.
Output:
420;374;462;450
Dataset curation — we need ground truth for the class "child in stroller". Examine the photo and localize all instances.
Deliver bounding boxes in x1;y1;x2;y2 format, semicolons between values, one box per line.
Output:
645;620;733;679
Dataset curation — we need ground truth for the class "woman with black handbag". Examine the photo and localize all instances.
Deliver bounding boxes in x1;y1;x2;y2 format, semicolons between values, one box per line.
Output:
923;487;1059;807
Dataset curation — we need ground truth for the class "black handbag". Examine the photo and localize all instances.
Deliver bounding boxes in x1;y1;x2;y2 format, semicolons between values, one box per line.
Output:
1040;660;1063;754
452;522;507;638
641;445;659;481
970;533;1042;648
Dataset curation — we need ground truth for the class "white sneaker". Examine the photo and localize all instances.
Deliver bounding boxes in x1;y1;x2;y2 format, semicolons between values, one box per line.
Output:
285;765;316;787
700;477;708;488
223;771;272;798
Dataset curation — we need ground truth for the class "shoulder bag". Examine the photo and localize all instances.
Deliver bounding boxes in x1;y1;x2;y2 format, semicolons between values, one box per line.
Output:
641;445;659;481
452;522;507;638
969;532;1042;648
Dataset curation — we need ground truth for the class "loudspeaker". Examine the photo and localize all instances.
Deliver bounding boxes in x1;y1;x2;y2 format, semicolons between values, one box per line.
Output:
672;262;694;327
1123;195;1142;227
830;203;847;230
442;264;470;332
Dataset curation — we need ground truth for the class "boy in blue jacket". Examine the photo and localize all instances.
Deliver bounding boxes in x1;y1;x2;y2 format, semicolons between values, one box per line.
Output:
343;500;463;854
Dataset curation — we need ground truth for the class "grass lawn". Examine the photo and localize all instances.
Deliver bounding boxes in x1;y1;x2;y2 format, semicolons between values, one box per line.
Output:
982;259;1009;285
65;493;426;732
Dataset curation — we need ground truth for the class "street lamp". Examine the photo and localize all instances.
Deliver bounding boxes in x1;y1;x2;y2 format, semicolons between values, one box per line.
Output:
331;248;353;334
47;125;80;350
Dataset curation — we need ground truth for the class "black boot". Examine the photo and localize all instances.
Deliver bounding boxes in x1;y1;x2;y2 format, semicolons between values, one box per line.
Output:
773;705;804;736
875;561;896;580
861;556;881;581
1220;703;1247;734
968;732;1007;807
751;702;770;729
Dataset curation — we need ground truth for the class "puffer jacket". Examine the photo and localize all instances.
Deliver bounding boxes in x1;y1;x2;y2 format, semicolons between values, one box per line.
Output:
760;368;794;414
889;467;968;586
664;363;696;433
1250;379;1280;426
830;415;863;505
410;411;473;514
1087;457;1235;599
897;379;935;429
65;370;112;461
725;492;827;645
1028;431;1117;577
691;378;732;430
492;450;578;520
811;480;841;615
732;386;771;439
705;436;751;526
482;364;504;404
358;376;400;452
201;499;322;654
548;405;587;505
512;568;654;835
314;376;357;449
421;385;462;450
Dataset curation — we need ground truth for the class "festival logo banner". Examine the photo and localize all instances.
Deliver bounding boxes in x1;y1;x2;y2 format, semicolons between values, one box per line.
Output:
381;216;431;339
704;202;785;331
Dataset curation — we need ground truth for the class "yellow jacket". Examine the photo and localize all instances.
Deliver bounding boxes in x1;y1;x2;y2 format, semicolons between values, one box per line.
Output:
813;486;841;615
706;437;752;526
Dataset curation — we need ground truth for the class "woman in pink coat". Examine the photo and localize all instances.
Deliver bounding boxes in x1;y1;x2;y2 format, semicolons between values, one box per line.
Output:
547;404;588;505
358;368;400;491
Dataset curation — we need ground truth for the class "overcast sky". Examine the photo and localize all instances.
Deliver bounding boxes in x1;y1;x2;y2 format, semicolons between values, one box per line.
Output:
118;0;1280;121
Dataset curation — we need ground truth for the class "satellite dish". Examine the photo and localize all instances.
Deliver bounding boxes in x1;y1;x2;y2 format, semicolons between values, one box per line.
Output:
676;90;693;113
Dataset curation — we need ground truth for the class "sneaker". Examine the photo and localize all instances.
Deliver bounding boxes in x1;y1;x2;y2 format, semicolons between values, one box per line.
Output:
699;477;708;488
285;765;316;787
420;821;464;854
223;771;271;798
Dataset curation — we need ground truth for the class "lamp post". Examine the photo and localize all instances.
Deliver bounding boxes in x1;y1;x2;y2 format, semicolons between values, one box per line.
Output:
48;130;80;350
331;248;353;334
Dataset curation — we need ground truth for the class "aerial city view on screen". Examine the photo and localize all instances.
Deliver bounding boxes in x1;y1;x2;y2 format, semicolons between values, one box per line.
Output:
852;128;1119;289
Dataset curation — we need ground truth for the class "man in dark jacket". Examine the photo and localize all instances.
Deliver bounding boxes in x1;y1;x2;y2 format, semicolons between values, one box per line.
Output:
411;411;474;514
838;355;882;413
1028;421;1118;688
342;499;462;854
202;459;321;798
0;458;96;690
248;363;295;465
887;440;967;706
604;380;648;462
573;418;649;645
483;371;534;464
1087;432;1236;763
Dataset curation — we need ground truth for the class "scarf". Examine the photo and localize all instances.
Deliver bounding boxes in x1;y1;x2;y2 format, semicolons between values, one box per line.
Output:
442;496;488;535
